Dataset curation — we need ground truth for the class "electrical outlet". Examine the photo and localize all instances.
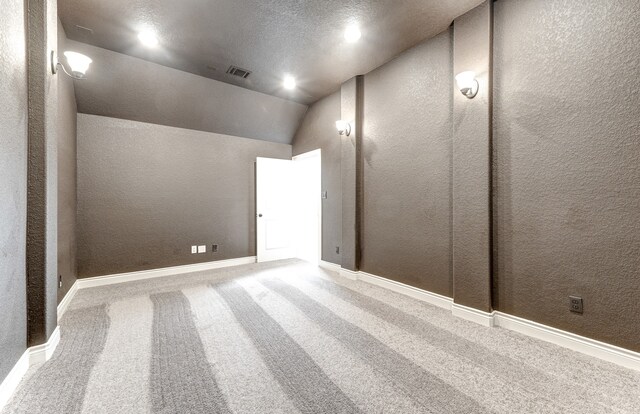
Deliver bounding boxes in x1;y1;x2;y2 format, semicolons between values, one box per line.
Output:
212;244;218;253
191;246;197;254
569;296;583;314
336;246;340;254
198;245;206;253
58;275;62;289
322;190;328;199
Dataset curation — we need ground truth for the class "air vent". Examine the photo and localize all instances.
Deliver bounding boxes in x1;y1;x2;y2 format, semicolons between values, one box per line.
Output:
74;25;94;36
226;65;251;79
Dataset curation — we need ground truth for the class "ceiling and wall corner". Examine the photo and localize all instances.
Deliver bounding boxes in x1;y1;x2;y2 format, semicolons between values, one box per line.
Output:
58;0;485;105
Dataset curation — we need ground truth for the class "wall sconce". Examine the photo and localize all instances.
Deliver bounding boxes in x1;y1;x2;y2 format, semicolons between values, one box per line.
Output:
335;120;351;136
455;71;478;99
51;51;92;80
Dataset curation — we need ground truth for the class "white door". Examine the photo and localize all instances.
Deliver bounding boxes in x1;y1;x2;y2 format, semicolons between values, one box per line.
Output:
256;157;295;262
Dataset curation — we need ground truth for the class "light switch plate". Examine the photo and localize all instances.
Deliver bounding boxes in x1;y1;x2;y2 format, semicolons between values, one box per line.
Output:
191;246;197;254
198;245;206;253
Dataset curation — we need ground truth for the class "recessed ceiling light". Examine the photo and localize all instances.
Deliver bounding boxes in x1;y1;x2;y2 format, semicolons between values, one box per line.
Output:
344;25;361;43
283;75;296;90
138;30;159;48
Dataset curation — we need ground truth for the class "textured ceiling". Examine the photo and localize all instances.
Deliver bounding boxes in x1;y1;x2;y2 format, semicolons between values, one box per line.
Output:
66;40;308;144
59;0;483;105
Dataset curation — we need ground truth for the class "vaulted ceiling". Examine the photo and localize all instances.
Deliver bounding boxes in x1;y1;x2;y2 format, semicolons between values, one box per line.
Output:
59;0;484;105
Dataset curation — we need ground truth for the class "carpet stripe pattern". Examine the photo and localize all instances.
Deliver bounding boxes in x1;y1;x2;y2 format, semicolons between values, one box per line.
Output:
3;260;639;413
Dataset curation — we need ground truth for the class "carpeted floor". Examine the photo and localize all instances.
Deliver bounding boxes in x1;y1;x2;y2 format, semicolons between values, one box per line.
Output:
4;259;640;413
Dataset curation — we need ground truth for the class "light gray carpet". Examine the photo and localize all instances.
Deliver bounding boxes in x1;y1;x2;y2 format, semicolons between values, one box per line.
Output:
4;259;640;413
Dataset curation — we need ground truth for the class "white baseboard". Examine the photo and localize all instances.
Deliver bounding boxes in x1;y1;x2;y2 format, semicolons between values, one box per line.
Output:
0;350;29;410
319;260;341;273
452;303;494;327
76;256;257;289
358;271;453;311
0;326;60;411
339;268;359;280
319;262;640;372
493;312;640;371
28;326;60;366
57;281;78;321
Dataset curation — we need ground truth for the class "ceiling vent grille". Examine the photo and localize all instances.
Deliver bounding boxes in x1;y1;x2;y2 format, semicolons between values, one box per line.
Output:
226;65;251;79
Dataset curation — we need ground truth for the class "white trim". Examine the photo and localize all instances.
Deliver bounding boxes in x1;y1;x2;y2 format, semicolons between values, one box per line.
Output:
319;260;341;273
292;148;322;161
57;280;78;321
28;326;60;366
0;351;29;410
452;303;494;327
493;312;640;371
292;149;322;267
0;326;60;411
339;268;359;281
358;271;453;311
318;262;640;371
76;257;257;289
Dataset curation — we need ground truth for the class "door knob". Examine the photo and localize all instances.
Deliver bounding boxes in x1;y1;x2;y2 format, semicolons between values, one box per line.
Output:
258;214;263;217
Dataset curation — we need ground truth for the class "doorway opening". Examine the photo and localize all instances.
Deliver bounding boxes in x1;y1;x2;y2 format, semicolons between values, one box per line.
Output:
256;149;322;265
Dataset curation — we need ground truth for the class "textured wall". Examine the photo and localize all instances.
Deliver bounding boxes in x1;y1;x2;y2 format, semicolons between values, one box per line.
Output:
452;1;492;311
0;0;28;382
77;114;291;277
292;92;343;264
26;0;59;347
493;0;640;351
361;30;453;296
57;22;78;303
65;40;308;145
340;77;362;271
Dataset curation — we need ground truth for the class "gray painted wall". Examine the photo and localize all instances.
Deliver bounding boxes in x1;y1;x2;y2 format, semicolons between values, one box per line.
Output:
452;1;493;312
0;0;28;382
65;40;308;145
26;0;59;347
340;77;362;271
360;30;453;296
493;0;640;352
57;22;78;303
76;114;291;277
292;92;343;264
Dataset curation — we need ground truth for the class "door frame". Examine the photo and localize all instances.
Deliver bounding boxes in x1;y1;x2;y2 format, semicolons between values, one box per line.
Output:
292;149;322;265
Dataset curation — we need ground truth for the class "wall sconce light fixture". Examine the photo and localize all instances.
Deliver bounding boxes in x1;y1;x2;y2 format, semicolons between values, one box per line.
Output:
51;51;92;80
335;120;351;136
455;71;478;99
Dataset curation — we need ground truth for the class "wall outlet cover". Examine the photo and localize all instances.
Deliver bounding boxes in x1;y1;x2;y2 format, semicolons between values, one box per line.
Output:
191;246;198;254
212;244;218;253
569;296;583;314
198;245;206;253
